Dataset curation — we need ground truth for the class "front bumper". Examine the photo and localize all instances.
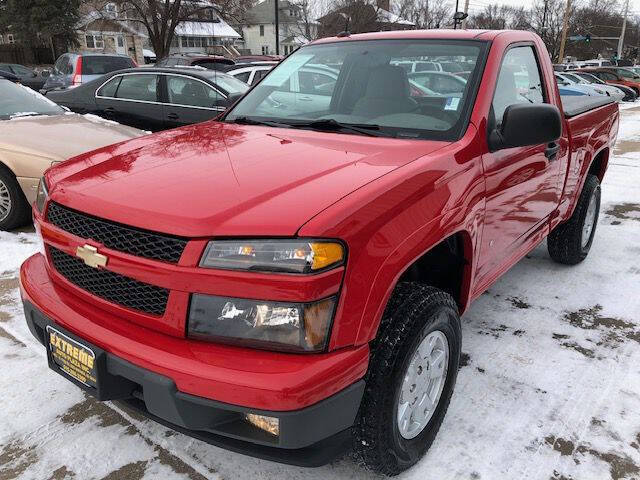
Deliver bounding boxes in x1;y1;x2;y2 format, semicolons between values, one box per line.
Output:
20;254;368;466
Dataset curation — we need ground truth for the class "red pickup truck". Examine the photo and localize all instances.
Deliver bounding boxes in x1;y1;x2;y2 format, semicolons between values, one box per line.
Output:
20;30;618;475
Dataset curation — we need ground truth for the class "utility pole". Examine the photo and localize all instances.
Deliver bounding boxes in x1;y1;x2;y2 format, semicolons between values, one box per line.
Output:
558;0;571;63
617;0;629;59
462;0;470;29
453;0;459;29
274;0;280;55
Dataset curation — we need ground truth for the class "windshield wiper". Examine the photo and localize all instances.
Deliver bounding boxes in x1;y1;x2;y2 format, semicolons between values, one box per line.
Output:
287;118;384;137
230;116;291;128
9;112;46;119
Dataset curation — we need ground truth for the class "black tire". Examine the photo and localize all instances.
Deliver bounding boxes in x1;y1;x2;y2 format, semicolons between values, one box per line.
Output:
353;282;461;476
548;174;601;265
0;166;31;231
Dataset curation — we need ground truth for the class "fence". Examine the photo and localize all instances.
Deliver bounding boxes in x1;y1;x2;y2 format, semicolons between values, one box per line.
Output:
0;45;55;66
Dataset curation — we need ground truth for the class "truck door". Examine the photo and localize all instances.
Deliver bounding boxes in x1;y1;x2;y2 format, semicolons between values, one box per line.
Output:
477;44;563;282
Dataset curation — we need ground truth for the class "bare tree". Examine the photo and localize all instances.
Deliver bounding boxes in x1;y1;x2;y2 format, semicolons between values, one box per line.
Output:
98;0;250;59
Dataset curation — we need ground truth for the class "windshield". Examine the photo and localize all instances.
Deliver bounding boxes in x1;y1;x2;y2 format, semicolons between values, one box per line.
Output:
225;40;485;140
0;80;64;120
563;73;583;83
201;71;249;95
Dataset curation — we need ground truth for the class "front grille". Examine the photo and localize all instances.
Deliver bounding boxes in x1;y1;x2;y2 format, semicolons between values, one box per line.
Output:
47;202;187;263
49;247;169;316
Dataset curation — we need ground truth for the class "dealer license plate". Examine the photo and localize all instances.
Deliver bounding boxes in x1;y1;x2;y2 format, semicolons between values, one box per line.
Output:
47;326;98;388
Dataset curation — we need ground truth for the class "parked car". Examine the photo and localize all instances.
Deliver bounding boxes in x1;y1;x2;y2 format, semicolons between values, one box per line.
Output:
224;62;277;85
555;75;589;96
0;77;145;230
155;54;234;70
582;58;615;67
555;72;623;100
47;67;249;131
0;70;19;82
0;63;49;90
21;30;618;475
42;53;137;93
407;70;467;96
392;60;443;72
235;54;283;63
580;67;640;96
573;71;637;101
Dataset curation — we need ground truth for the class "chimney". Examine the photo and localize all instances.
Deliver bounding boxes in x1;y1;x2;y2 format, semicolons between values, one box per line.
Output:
376;0;390;11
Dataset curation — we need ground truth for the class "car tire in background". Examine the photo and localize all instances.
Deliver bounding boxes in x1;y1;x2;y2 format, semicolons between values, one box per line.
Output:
353;282;461;475
0;166;31;231
548;174;601;265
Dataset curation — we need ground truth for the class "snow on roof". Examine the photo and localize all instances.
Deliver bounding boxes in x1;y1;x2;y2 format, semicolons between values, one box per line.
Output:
377;8;415;26
175;19;241;38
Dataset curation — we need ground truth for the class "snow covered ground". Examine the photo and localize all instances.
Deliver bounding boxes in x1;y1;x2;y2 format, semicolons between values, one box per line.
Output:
1;106;639;480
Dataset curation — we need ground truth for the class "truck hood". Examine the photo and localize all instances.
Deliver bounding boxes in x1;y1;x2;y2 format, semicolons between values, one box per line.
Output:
0;113;145;162
48;122;448;238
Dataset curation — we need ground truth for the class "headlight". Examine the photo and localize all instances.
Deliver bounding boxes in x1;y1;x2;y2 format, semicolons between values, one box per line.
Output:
200;240;344;273
188;294;336;352
35;177;48;212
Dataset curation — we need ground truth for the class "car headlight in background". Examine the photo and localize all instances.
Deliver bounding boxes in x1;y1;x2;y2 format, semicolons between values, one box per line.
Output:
188;294;336;352
200;240;344;273
35;177;48;212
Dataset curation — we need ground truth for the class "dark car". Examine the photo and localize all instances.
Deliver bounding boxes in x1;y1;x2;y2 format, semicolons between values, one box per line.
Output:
0;70;19;82
155;54;235;70
235;54;283;63
0;63;49;90
42;53;137;93
46;67;249;131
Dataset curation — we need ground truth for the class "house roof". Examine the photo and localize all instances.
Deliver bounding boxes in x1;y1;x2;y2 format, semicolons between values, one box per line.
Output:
77;12;148;37
245;0;301;24
174;19;241;38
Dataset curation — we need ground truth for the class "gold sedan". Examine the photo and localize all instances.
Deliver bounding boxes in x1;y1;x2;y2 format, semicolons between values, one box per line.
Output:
0;78;146;230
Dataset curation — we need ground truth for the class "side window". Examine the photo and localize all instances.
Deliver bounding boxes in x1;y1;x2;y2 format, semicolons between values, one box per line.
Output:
97;76;122;97
253;69;269;83
602;72;617;81
492;46;544;127
234;71;251;83
166;76;221;107
115;75;158;102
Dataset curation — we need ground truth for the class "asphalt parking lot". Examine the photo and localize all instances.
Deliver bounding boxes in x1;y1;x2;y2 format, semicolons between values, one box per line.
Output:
0;105;639;480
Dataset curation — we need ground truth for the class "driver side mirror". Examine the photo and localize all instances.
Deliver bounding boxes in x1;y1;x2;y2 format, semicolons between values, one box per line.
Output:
489;103;562;152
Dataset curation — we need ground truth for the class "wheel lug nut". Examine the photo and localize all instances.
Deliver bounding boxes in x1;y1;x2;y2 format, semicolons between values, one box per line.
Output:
417;366;423;375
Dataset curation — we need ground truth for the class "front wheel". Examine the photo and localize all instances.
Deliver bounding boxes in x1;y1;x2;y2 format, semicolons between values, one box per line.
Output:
548;174;601;265
353;283;461;475
0;167;31;231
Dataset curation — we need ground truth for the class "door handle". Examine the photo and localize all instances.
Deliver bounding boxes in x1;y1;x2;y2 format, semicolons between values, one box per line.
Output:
545;142;560;161
167;113;179;120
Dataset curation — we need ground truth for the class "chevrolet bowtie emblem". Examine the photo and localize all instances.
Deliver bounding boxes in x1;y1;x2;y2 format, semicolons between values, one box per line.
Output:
75;244;108;269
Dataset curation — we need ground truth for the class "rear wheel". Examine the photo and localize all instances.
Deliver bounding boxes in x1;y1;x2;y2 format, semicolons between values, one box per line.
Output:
548;174;601;265
353;283;461;475
0;167;31;231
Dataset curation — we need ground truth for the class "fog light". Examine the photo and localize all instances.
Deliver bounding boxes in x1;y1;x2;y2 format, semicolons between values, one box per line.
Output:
245;414;279;436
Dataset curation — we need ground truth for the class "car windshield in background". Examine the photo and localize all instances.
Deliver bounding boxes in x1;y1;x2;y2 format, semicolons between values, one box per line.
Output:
83;56;134;75
616;68;640;79
201;71;249;95
0;80;64;119
225;40;485;140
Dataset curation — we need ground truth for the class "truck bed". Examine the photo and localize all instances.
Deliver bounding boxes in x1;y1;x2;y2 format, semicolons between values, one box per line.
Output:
561;95;615;118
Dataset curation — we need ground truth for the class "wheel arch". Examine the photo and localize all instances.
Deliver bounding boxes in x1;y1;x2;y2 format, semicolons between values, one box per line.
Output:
357;227;475;346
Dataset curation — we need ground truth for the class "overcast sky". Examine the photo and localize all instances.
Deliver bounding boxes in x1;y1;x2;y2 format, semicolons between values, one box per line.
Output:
462;0;640;17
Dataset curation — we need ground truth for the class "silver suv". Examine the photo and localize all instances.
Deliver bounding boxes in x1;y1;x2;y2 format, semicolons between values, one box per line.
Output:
42;53;136;94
